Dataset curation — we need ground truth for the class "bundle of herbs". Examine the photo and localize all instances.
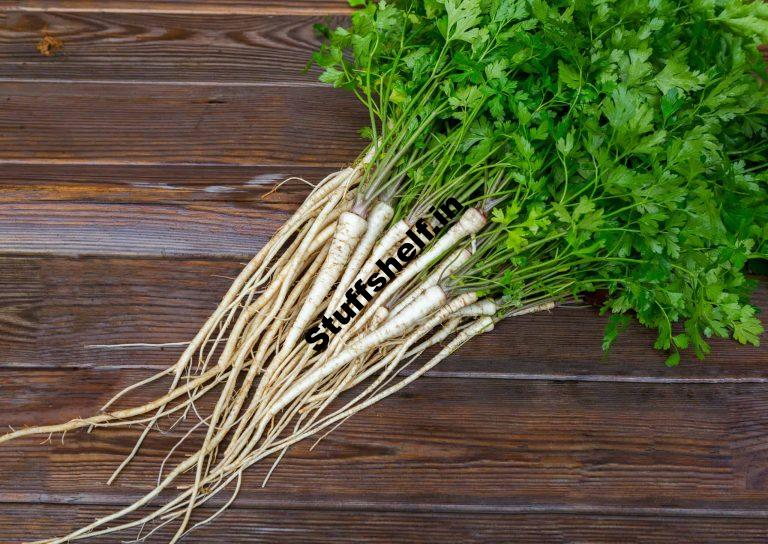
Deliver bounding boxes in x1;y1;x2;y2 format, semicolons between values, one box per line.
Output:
3;0;767;542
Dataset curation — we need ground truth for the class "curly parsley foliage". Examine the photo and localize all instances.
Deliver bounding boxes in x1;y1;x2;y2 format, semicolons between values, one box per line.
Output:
315;0;768;365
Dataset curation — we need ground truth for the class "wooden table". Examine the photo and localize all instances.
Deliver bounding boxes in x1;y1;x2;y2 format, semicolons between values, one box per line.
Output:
1;2;767;542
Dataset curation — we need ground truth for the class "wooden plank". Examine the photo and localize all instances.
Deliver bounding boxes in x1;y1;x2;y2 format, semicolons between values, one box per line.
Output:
0;202;297;258
1;256;766;377
0;164;335;257
0;81;368;165
2;369;768;512
0;163;330;203
3;504;768;544
0;2;352;15
0;12;346;84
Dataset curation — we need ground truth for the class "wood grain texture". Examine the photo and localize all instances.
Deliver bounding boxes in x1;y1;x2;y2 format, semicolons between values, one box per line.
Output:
0;2;352;15
1;2;767;541
4;505;768;544
3;369;768;513
1;256;766;378
0;81;367;165
0;164;335;257
0;163;330;203
0;12;346;83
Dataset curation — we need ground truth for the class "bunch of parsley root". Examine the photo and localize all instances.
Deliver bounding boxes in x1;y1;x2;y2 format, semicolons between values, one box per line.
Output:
3;0;768;542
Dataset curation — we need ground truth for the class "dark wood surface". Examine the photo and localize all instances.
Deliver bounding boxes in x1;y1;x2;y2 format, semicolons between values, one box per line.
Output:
0;1;353;14
0;11;347;82
1;2;767;543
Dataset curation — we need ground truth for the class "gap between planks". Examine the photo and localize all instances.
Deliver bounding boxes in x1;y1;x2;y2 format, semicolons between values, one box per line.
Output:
406;370;768;384
0;78;329;88
0;248;263;260
0;159;346;168
0;497;767;519
2;363;768;384
0;6;354;16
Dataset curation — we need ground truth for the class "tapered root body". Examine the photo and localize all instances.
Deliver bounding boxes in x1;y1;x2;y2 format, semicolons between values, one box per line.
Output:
452;299;497;318
265;285;448;419
388;247;472;318
280;210;368;357
328;201;394;311
349;208;486;337
354;219;411;286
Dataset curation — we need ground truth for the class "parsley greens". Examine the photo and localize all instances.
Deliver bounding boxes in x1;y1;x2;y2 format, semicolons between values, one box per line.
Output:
315;0;768;365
